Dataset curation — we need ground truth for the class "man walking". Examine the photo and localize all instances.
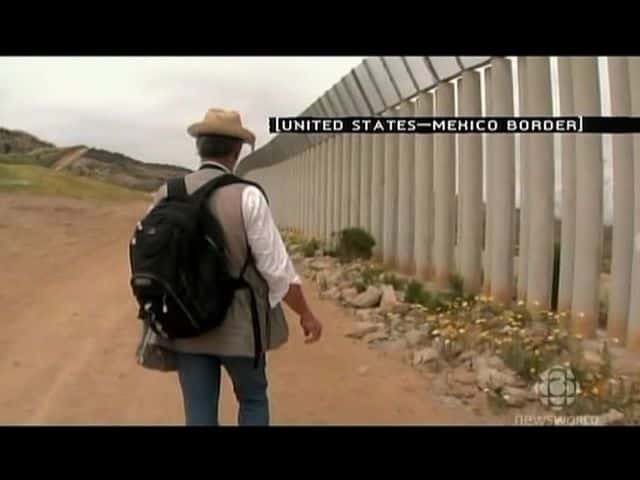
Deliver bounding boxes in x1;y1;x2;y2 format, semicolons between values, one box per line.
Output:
150;108;322;426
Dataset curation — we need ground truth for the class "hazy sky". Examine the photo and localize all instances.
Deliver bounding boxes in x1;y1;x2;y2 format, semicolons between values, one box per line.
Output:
0;56;365;169
1;56;615;221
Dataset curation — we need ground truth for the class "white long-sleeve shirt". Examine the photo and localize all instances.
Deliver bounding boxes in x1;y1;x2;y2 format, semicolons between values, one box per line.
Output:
204;161;301;307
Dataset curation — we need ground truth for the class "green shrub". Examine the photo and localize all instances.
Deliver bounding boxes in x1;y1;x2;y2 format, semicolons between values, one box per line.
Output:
301;238;321;258
449;274;464;298
404;280;448;311
405;280;428;305
335;227;375;262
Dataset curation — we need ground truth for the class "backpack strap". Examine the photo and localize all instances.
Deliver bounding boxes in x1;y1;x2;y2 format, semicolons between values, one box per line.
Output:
167;177;187;200
192;173;269;205
191;173;267;367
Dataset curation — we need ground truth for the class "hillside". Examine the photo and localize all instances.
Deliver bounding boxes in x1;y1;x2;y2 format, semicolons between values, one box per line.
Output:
0;163;149;202
0;127;54;154
0;127;191;192
66;148;191;191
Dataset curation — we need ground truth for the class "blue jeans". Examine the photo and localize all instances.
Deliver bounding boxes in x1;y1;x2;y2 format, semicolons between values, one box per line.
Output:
176;352;269;426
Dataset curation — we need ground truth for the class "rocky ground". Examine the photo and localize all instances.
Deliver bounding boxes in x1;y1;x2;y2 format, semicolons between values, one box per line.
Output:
285;230;640;425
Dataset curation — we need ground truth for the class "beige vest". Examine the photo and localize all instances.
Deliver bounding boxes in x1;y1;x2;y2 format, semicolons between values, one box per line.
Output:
153;167;289;358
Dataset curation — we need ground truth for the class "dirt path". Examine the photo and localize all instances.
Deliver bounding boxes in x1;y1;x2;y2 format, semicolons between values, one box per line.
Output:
52;147;89;171
0;194;482;425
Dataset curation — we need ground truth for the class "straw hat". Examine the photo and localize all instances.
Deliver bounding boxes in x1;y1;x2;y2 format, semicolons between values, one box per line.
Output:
187;108;256;148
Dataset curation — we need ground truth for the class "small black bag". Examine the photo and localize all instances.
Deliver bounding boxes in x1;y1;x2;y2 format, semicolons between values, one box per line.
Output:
128;173;261;340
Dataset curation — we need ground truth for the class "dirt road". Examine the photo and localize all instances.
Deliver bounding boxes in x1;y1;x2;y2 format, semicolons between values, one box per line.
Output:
0;194;481;425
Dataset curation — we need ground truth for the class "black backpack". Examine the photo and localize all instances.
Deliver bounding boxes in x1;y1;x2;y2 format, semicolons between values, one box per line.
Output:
128;170;267;346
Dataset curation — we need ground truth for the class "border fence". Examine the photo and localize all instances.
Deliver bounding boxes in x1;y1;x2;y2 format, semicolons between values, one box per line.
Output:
238;56;640;352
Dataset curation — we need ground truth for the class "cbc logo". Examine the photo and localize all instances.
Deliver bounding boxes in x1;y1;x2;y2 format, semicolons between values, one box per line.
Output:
534;365;580;411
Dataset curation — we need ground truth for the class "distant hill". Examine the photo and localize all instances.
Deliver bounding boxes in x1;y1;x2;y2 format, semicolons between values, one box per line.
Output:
65;148;191;192
0;127;54;154
0;127;191;192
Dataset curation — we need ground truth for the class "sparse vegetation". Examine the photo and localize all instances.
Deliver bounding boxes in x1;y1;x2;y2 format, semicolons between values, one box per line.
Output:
404;280;448;311
353;263;385;293
500;338;554;382
381;273;407;292
0;164;148;202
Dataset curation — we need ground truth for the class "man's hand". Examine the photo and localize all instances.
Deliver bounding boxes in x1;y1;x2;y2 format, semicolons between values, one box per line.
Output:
300;310;322;344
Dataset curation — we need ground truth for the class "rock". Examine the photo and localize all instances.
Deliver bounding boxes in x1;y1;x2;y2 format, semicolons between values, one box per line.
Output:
390;303;412;315
389;315;403;331
596;409;625;425
349;286;383;309
364;331;390;344
501;386;537;407
405;329;430;348
357;366;370;375
583;349;605;368
458;350;477;363
379;285;398;311
468;392;491;415
338;280;354;290
488;355;508;371
476;365;526;390
448;383;478;399
405;311;425;324
326;270;343;288
439;395;466;409
376;338;409;354
345;322;380;340
309;258;333;271
344;263;362;273
355;308;375;321
412;347;440;365
341;287;359;303
355;309;385;324
473;354;507;372
449;366;477;386
319;286;341;301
